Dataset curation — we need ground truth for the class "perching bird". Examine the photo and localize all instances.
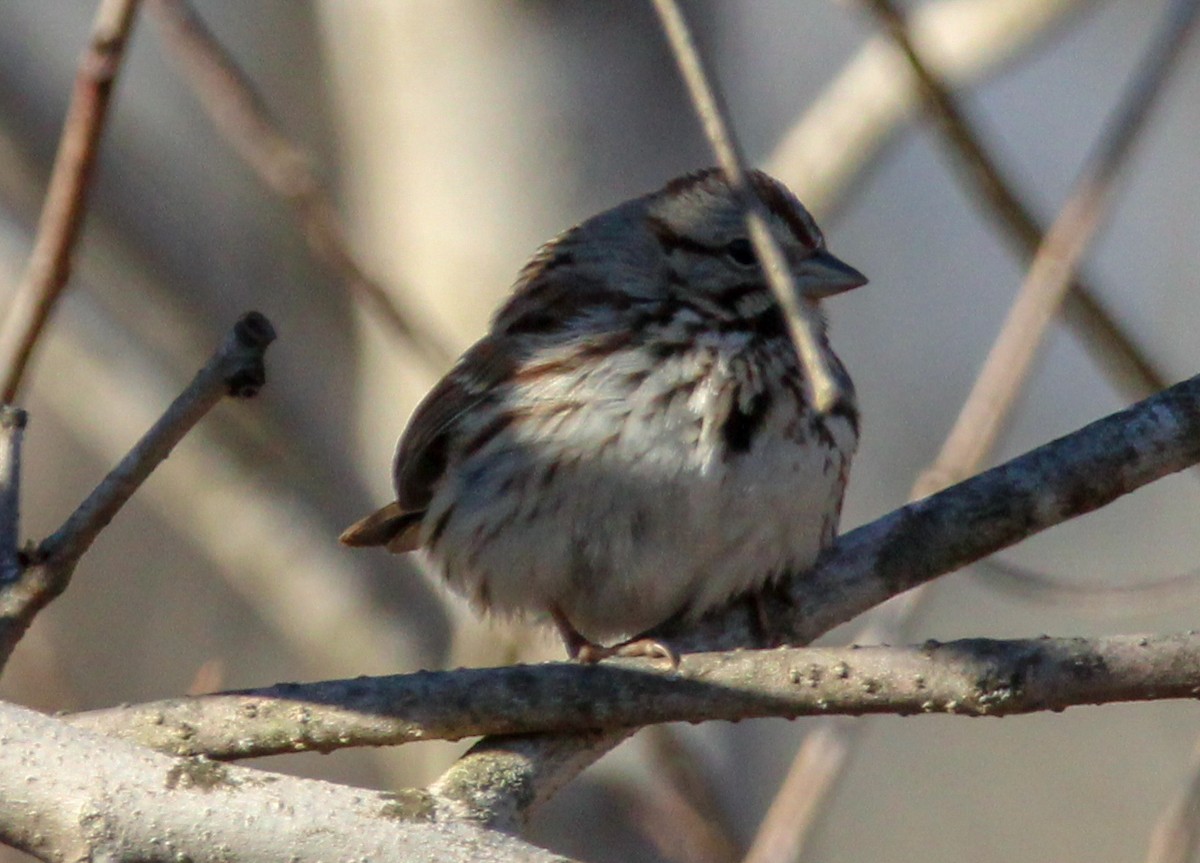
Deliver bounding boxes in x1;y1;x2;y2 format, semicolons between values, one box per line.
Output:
342;168;865;662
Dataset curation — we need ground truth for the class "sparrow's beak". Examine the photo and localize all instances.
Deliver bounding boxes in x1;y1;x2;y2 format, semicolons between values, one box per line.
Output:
794;249;868;299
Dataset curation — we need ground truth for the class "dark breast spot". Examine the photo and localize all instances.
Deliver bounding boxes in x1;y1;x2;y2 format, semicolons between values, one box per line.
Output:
722;390;772;456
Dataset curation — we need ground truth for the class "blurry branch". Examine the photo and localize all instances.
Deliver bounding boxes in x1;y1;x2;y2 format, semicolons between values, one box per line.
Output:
0;701;575;863
651;0;841;414
145;0;454;370
0;0;140;403
746;3;1200;858
765;0;1094;218
34;298;436;676
1145;736;1200;863
0;312;275;672
430;366;1200;828
971;557;1200;612
862;0;1173;406
742;718;855;863
901;0;1200;496
69;630;1200;760
633;727;740;863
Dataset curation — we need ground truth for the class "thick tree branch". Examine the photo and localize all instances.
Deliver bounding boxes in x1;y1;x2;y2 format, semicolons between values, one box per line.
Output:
0;701;575;863
0;312;275;671
751;2;1200;852
67;632;1200;761
427;367;1200;826
0;0;140;402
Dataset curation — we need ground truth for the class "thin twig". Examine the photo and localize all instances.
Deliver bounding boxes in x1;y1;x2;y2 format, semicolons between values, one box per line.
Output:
762;0;1168;430
36;299;435;677
863;0;1171;406
0;0;141;403
764;0;1093;218
0;408;27;587
0;312;276;671
744;4;1200;857
145;0;454;370
908;0;1200;495
971;557;1200;612
650;0;843;414
67;631;1200;760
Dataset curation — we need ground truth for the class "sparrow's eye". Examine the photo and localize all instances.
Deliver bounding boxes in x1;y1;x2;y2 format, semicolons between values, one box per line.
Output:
724;238;757;267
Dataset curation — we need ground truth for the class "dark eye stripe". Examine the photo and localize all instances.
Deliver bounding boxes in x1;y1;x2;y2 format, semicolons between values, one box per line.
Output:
645;215;725;256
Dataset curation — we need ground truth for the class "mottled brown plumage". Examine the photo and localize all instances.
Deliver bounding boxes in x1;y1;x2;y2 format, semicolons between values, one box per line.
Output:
342;169;866;661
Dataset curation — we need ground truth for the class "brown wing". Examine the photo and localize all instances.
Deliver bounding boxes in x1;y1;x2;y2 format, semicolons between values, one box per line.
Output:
342;231;582;552
394;337;518;510
341;336;518;552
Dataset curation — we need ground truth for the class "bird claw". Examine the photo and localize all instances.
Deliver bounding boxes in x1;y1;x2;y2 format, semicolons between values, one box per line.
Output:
551;606;679;668
576;637;679;669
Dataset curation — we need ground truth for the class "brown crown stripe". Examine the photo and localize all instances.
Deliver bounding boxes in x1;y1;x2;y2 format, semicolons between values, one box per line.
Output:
749;174;820;250
659;168;821;251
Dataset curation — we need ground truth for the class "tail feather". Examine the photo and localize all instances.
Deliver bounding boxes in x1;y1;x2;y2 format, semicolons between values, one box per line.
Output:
340;502;424;553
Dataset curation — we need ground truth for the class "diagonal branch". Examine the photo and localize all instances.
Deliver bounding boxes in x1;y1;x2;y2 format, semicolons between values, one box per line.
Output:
0;312;276;671
0;0;141;402
765;0;1094;219
748;4;1199;853
650;0;843;414
427;365;1200;826
899;0;1200;496
873;0;1174;404
145;0;454;369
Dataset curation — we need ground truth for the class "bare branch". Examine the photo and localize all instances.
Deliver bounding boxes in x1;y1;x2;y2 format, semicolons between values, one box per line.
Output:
637;726;740;863
765;0;1094;218
749;3;1200;854
0;0;141;403
67;631;1200;762
764;0;1168;430
145;0;454;369
908;0;1200;495
0;701;575;863
0;312;275;670
859;0;1171;406
650;0;843;414
425;362;1200;825
971;557;1200;613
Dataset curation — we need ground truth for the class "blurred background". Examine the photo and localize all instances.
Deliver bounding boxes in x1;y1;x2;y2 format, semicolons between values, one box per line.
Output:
0;1;1197;861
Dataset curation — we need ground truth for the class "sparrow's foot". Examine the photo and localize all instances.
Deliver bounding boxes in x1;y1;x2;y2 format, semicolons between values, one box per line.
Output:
551;607;679;668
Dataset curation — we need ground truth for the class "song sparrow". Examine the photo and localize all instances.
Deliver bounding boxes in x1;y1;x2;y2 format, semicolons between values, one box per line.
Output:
342;168;866;662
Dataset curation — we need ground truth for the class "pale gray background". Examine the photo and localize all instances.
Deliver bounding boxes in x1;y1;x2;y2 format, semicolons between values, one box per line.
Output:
0;2;1196;861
